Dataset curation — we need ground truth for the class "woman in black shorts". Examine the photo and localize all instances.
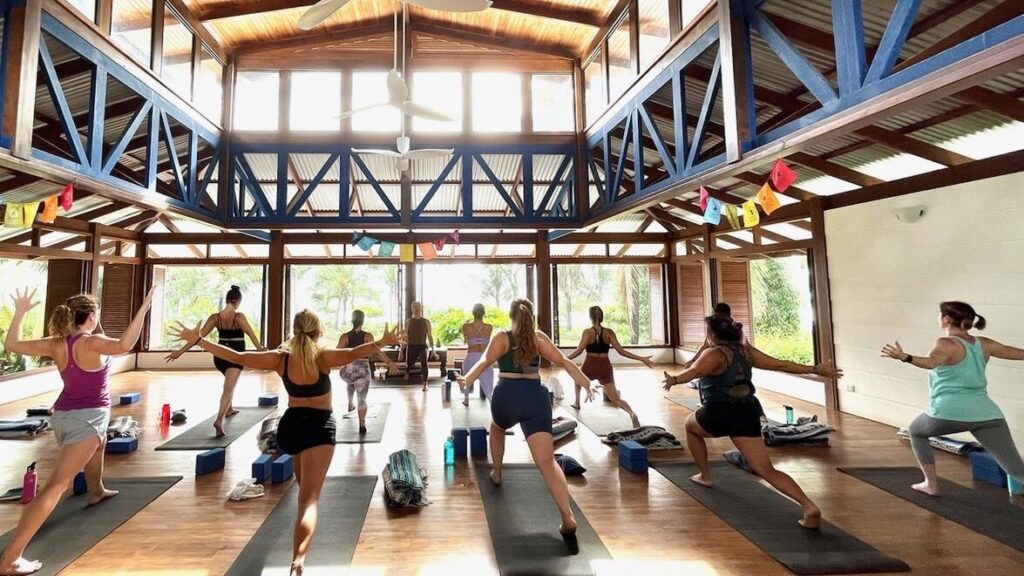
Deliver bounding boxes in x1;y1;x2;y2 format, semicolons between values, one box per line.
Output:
171;310;400;575
662;314;842;529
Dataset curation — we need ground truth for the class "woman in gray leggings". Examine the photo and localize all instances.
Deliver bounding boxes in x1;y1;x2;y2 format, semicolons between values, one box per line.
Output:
882;301;1024;496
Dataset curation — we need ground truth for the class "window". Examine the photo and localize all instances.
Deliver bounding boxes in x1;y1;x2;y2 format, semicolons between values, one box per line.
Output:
584;53;605;127
111;0;152;66
351;71;401;132
556;264;664;346
472;72;522;133
607;13;634;99
417;263;527;346
66;0;96;22
681;0;714;29
412;71;462;133
290;71;341;131
749;255;815;365
531;74;574;132
0;259;49;374
234;71;280;131
161;7;194;99
148;266;265;349
289;265;401;344
196;47;224;122
639;0;671;70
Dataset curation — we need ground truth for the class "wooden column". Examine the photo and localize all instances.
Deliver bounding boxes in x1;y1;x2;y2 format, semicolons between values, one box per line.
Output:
809;198;839;411
266;230;285;348
525;264;536;304
96;0;113;33
665;243;680;347
133;240;149;353
535;232;552;336
151;0;165;74
87;223;103;295
3;0;42;159
404;260;417;323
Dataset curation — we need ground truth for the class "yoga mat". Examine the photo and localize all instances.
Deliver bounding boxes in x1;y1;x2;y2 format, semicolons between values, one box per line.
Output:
666;395;702;411
839;466;1024;553
155;406;274;450
653;461;909;575
451;397;496;430
371;377;445;388
336;403;390;443
474;463;612;575
563;404;633;437
0;476;181;576
226;476;377;576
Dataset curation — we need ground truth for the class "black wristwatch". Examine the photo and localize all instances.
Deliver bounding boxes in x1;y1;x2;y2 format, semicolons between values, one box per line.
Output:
901;354;913;363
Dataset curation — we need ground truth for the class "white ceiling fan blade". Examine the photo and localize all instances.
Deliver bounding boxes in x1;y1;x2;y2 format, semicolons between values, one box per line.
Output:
387;69;409;106
402;101;454;122
402;148;454;160
352;149;402;158
337;102;389;119
409;0;493;13
297;0;351;30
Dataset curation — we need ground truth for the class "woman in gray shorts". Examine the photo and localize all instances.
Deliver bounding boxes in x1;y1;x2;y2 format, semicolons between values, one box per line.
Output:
1;286;154;576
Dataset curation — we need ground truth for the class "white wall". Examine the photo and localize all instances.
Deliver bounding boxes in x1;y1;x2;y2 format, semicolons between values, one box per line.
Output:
826;172;1024;446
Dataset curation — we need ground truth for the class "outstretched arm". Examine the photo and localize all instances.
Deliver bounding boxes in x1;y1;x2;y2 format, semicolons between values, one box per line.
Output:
3;288;56;358
166;315;217;361
536;332;593;401
363;332;397;367
683;339;711;369
608;329;655;367
749;343;842;377
980;337;1024;361
565;330;589;361
168;320;283;370
662;349;724;391
86;286;156;356
461;332;508;385
237;314;266;351
320;324;401;368
881;338;958;370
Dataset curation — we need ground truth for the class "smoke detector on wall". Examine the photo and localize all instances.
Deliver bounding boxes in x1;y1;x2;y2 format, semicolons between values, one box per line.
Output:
895;205;926;223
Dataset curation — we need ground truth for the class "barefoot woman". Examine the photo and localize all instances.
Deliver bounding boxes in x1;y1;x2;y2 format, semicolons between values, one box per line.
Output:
662;314;841;528
459;299;594;553
882;301;1024;496
337;309;397;435
1;287;154;576
461;303;494;404
170;310;399;575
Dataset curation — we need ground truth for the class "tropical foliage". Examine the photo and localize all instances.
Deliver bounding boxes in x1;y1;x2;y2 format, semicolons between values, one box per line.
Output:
152;265;264;349
0;259;49;374
556;264;654;346
749;257;814;365
291;264;400;344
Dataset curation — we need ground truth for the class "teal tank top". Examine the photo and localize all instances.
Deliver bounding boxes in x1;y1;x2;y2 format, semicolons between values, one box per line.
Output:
927;337;1003;422
698;344;757;404
496;331;540;374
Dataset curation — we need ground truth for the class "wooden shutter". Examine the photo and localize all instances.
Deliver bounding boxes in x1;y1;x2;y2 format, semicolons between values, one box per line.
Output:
45;260;87;334
677;262;706;347
718;260;753;341
99;264;135;338
648;264;665;345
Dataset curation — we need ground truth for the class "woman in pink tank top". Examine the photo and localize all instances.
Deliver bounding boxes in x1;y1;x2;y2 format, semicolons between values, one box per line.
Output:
1;286;154;576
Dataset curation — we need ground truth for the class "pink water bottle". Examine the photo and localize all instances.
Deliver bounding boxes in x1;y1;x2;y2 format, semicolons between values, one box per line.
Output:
21;462;37;504
161;403;171;425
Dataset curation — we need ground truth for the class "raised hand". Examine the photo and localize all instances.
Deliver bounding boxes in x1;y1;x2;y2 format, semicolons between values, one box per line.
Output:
662;371;676;392
881;342;906;361
376;323;402;348
164;349;184;363
168;321;202;346
140;285;157;310
10;288;40;315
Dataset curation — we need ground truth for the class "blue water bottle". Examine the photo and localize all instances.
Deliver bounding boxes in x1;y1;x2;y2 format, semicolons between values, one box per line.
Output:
444;436;455;466
784;405;794;425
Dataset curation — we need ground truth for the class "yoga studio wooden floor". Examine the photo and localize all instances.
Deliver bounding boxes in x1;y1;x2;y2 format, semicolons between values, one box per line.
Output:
1;366;1022;575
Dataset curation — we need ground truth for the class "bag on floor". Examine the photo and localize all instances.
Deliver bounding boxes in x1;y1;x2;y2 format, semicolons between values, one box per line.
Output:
106;416;139;440
382;449;429;508
258;417;279;454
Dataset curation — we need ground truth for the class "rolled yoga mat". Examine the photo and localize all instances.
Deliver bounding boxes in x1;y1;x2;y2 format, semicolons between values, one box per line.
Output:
839;466;1024;553
665;394;702;412
653;461;910;575
563;404;633;437
155;407;274;450
474;463;612;576
225;476;377;575
0;476;181;576
336;402;390;443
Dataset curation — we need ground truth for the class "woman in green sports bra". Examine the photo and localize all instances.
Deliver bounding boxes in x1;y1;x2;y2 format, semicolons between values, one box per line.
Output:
882;301;1024;497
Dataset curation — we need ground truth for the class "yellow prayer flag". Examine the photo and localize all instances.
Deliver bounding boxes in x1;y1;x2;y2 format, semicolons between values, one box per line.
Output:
742;199;760;228
22;201;39;226
724;203;740;230
756;183;781;215
400;244;415;263
4;203;26;228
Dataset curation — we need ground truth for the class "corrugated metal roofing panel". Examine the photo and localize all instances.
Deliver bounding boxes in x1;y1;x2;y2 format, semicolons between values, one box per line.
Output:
292;154;340;183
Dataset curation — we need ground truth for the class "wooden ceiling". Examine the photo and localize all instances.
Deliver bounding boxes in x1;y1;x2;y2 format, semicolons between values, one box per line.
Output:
179;0;620;58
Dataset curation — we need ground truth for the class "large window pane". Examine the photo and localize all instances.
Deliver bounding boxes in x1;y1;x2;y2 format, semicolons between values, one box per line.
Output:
197;47;223;123
471;72;522;133
111;0;151;66
531;74;574;132
234;71;279;131
418;263;526;346
0;259;49;374
556;264;662;346
289;265;401;344
681;0;714;29
607;13;634;99
749;255;815;365
161;7;194;99
639;0;671;70
290;71;341;131
412;71;462;133
67;0;96;22
584;53;605;127
351;71;401;132
148;265;264;350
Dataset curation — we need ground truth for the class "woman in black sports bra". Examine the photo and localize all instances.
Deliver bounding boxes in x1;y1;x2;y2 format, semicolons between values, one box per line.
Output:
171;309;400;576
166;285;264;437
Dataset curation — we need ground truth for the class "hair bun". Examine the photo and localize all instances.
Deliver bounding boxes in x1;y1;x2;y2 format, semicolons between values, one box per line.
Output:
230;285;240;291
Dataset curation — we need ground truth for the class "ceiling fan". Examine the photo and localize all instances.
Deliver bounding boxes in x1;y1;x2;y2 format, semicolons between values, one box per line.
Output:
353;135;454;173
298;0;493;31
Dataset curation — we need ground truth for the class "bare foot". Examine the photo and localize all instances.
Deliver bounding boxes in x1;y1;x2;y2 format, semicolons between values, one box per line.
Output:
559;523;579;555
422;384;428;392
911;481;941;497
569;404;581;410
799;506;822;529
462;399;469;407
87;488;119;507
630;414;641;428
489;470;502;486
213;420;226;437
689;473;713;488
0;557;42;576
226;408;239;418
347;403;355;413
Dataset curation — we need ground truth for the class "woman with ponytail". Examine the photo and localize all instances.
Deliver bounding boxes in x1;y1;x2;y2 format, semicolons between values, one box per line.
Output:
882;301;1024;496
1;286;155;576
337;309;398;435
169;310;400;575
663;314;841;529
458;299;594;554
166;285;264;437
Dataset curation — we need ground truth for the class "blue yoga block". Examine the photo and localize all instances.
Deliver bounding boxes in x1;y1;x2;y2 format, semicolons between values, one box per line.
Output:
452;428;469;457
970;451;1009;487
196;448;226;475
119;392;141;405
272;455;293;483
470;426;488;457
252;454;273;484
106;437;138;454
970;450;1002;473
258;395;279;407
73;471;87;495
618;440;648;473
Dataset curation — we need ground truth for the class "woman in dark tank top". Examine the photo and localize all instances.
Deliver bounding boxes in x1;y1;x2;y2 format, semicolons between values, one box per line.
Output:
337;310;397;434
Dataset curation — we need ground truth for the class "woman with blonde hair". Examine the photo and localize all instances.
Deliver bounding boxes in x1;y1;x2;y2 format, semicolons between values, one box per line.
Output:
459;299;594;553
1;286;155;576
170;309;400;575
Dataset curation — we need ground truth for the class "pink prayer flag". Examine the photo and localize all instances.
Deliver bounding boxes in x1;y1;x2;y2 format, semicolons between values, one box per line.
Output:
450;230;460;244
433;237;445;251
770;160;797;192
58;183;74;211
699;186;709;211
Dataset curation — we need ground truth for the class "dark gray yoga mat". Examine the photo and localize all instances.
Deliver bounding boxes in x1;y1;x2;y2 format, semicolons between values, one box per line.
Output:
839;466;1024;553
474;463;612;575
0;476;181;576
666;394;702;411
654;461;909;575
226;476;377;575
372;377;445;388
451;396;495;429
155;406;274;450
563;404;633;437
336;403;390;443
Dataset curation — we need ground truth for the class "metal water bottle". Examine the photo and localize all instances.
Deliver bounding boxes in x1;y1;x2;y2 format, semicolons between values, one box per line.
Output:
784;405;795;425
21;462;37;504
444;436;455;466
161;403;171;425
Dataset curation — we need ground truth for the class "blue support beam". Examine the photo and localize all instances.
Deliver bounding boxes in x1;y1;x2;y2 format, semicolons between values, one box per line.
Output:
864;0;924;84
749;8;837;106
832;0;866;96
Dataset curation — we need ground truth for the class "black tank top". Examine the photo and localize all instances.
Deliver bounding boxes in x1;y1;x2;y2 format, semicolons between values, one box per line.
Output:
217;313;244;341
585;327;611;353
346;330;367;346
281;354;331;398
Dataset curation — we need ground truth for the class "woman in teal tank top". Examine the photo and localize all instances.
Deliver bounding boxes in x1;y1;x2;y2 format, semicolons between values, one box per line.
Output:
882;301;1024;496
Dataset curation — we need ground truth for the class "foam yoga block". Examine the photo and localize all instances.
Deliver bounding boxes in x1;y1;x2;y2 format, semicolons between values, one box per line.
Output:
470;426;488;457
73;471;87;495
970;451;1009;488
119;392;142;405
252;454;273;484
196;448;226;475
106;437;138;454
272;455;293;483
618;440;648;473
258;395;279;407
452;428;469;458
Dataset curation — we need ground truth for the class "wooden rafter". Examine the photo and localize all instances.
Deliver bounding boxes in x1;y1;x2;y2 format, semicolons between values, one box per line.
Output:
787;152;884;188
286;158;316;217
158;215;205;258
852;126;971;166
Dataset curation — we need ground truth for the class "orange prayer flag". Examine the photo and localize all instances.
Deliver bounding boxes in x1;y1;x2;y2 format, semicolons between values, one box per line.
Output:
756;183;781;215
418;242;437;261
40;196;59;223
